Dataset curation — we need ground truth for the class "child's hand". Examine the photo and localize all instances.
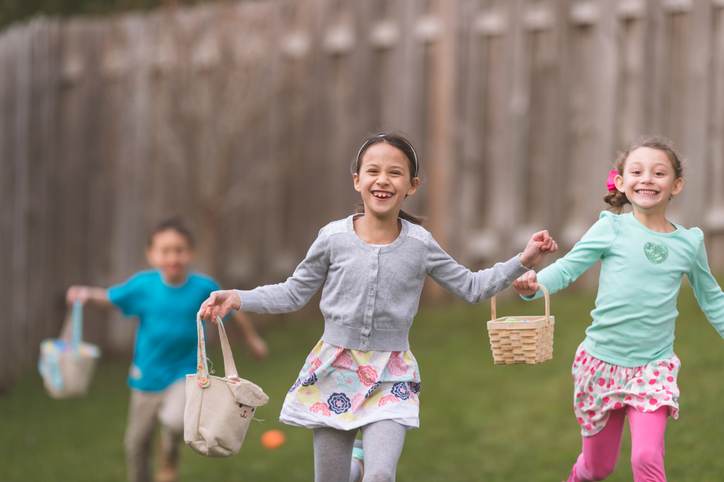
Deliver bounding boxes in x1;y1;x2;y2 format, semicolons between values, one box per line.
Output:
65;285;110;307
519;230;558;269
66;285;90;304
198;290;241;322
247;334;269;360
513;270;539;297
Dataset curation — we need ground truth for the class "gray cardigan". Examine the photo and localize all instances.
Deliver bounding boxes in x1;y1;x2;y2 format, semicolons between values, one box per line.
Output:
236;215;528;351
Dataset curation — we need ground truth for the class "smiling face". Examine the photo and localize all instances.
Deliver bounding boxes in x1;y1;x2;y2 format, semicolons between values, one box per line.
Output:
614;146;684;214
146;229;193;285
353;142;420;221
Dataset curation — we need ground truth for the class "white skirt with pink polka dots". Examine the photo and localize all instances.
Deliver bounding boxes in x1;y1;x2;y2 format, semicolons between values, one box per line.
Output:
572;343;680;437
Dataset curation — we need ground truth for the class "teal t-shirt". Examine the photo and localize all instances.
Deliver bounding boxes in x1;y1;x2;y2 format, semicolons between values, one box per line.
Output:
108;270;220;391
527;211;724;367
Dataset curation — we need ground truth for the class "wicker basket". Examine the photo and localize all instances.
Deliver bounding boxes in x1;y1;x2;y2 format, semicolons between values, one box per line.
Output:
486;285;554;365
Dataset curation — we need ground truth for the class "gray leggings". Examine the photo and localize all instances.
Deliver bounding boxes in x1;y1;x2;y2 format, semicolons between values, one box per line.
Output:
313;420;406;482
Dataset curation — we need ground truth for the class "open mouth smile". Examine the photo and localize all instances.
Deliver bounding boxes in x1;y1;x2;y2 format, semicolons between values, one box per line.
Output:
635;188;660;197
371;190;394;200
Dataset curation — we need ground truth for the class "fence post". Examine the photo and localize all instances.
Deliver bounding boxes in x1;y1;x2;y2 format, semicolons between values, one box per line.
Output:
426;0;458;299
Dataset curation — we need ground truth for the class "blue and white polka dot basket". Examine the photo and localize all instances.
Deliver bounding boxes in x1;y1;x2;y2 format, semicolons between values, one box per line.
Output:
38;302;100;398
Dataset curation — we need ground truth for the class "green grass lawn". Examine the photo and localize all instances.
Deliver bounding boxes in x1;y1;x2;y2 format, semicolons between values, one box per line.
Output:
2;286;724;481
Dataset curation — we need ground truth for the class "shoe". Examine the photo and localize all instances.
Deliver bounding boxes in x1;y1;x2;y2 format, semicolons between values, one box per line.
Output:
352;439;364;461
155;461;178;482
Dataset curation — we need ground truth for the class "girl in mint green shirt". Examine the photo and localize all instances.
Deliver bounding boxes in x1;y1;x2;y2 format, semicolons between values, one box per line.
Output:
514;137;724;482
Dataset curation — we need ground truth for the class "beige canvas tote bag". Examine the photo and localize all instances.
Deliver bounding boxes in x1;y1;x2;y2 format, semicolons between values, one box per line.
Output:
184;316;269;457
38;301;100;399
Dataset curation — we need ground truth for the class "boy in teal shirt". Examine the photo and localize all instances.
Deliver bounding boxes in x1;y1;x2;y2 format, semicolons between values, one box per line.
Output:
67;219;267;482
108;269;221;392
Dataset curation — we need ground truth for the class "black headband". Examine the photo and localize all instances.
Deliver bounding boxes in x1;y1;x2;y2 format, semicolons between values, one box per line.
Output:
354;134;419;177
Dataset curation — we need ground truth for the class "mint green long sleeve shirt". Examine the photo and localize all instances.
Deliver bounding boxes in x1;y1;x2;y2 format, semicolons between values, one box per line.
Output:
526;211;724;367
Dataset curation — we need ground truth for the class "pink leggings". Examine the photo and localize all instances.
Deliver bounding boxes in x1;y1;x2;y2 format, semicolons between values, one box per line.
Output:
567;406;668;482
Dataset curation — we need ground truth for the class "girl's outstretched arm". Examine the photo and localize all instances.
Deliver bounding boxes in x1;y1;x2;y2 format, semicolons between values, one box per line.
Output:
426;230;556;303
236;228;330;314
199;227;331;322
519;212;618;300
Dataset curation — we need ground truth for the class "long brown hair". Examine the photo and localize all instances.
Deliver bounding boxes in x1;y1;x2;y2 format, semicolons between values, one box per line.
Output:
352;132;424;225
604;136;684;212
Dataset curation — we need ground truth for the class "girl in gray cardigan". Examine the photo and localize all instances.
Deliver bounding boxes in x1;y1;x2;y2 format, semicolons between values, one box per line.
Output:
198;133;558;482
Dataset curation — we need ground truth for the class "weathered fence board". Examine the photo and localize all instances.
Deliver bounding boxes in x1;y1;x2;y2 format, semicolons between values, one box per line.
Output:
2;0;724;390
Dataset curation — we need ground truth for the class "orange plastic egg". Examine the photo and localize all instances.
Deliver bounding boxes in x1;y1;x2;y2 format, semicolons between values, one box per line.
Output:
261;429;286;450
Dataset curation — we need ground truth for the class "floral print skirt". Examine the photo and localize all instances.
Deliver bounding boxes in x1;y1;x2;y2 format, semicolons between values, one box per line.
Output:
279;340;421;430
572;343;680;437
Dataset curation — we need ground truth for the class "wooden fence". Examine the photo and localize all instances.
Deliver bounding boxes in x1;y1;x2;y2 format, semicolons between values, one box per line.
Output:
2;0;724;391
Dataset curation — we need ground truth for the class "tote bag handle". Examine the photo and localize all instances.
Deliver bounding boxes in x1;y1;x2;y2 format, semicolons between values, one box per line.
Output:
195;316;239;388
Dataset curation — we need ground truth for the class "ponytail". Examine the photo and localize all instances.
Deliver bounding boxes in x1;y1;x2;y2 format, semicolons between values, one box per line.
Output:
603;189;629;213
399;209;424;225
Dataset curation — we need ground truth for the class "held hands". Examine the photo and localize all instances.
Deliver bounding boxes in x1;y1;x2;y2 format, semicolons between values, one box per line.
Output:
513;270;539;297
197;290;241;323
515;230;556;297
519;230;558;269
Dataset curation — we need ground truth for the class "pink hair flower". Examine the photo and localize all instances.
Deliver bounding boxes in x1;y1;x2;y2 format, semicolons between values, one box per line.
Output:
606;168;619;192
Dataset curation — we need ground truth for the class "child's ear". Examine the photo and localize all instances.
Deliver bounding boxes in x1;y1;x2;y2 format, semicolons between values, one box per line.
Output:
145;247;155;266
614;174;625;192
671;176;685;196
353;173;361;193
407;177;421;196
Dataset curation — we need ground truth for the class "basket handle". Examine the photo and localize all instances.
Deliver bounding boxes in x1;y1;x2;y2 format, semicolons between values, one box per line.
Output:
59;301;83;348
71;301;83;348
490;285;550;322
